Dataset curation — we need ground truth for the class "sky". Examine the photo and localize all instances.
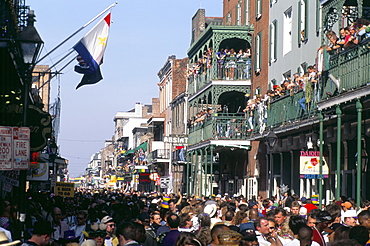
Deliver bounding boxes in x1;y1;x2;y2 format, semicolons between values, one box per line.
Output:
28;0;223;177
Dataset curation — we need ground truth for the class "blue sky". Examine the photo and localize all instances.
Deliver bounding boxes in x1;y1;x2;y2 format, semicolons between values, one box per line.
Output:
28;0;223;177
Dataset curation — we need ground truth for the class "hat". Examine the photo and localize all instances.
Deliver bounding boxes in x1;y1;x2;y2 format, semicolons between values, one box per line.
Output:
343;210;358;218
58;230;80;243
248;201;258;209
316;211;332;223
0;231;21;246
216;194;222;198
329;223;343;232
240;229;257;242
101;216;114;224
81;240;97;246
32;221;55;235
204;204;217;217
136;212;150;223
273;85;278;89
341;201;352;209
218;230;242;246
301;197;307;203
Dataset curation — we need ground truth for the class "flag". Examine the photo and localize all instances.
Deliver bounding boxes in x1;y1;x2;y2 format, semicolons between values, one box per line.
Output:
73;12;111;89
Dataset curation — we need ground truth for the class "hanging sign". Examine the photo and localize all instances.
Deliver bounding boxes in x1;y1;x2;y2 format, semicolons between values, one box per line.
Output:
299;151;329;178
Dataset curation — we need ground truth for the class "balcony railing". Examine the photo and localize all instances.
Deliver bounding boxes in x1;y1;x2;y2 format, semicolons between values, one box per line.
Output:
252;39;370;130
322;38;370;95
151;149;170;160
188;113;253;145
188;57;251;96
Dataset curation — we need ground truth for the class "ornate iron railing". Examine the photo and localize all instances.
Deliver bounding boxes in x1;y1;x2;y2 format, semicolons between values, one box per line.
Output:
188;113;252;145
188;57;251;96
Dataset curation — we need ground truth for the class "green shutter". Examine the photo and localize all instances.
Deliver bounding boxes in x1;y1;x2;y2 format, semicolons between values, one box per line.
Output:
304;0;308;39
274;20;277;60
316;0;320;36
298;0;302;45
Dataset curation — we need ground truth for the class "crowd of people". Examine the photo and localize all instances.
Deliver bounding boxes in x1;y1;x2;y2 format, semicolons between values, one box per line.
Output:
1;189;370;246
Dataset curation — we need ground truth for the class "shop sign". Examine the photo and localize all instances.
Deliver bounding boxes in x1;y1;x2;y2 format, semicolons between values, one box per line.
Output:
299;151;329;177
163;135;188;145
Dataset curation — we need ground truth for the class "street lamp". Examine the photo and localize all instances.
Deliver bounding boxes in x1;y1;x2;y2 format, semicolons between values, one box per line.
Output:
16;10;43;240
266;131;277;198
17;10;43;66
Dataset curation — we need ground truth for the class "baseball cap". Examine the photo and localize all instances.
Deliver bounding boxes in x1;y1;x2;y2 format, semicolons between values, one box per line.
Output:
316;211;332;223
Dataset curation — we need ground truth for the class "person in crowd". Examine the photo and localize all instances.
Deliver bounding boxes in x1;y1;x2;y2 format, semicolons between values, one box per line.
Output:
325;204;342;224
273;208;287;231
136;213;157;246
21;221;54;246
209;224;229;246
161;213;181;246
217;230;242;246
178;214;193;233
358;210;370;244
174;232;202;246
239;208;258;231
51;207;70;243
342;210;358;227
333;224;351;242
254;217;283;246
116;222;140;246
312;211;333;246
150;212;162;235
71;210;88;245
100;216;118;246
304;199;318;214
349;226;369;246
290;202;301;216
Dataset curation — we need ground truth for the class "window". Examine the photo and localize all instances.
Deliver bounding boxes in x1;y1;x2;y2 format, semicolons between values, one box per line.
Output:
283;7;292;56
298;0;308;45
270;79;277;90
227;11;232;25
283;70;291;80
255;32;262;72
269;20;277;63
255;87;261;96
256;0;262;19
245;0;250;25
236;1;242;26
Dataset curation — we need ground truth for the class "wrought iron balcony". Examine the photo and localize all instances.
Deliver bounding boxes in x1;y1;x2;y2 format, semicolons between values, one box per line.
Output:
188;57;252;96
188;113;252;145
151;149;170;160
260;39;370;130
321;38;370;96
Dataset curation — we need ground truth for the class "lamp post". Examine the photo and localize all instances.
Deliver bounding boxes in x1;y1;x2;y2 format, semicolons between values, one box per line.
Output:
266;131;277;198
17;10;43;239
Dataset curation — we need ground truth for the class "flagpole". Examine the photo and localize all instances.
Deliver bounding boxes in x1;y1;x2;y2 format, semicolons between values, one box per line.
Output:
36;1;118;65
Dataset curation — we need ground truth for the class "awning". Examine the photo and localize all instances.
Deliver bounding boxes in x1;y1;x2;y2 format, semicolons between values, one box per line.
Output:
124;141;148;155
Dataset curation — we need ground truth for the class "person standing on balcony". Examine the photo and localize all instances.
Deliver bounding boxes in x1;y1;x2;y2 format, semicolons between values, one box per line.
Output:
225;48;236;80
216;48;226;79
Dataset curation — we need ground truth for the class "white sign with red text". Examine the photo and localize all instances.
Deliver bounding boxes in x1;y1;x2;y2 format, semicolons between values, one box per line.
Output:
0;127;12;170
12;127;30;170
0;126;30;170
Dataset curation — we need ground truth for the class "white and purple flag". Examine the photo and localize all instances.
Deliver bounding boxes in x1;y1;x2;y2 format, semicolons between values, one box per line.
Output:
73;12;111;89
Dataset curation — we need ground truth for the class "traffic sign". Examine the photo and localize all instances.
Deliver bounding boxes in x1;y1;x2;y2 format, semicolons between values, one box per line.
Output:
0;127;12;170
13;127;30;170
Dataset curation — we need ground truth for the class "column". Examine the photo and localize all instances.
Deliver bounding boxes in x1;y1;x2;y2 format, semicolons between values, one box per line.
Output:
356;99;362;206
336;105;342;200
